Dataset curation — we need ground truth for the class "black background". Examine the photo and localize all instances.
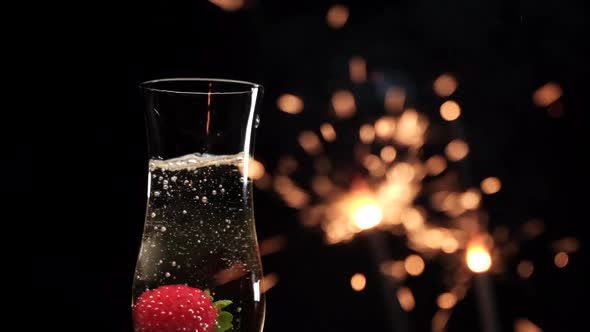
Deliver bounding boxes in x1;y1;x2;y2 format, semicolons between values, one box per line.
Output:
18;0;588;331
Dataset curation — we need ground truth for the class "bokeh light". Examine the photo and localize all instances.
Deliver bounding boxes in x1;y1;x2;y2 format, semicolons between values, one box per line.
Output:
320;123;337;142
433;73;458;97
209;0;244;12
466;243;492;273
481;177;501;194
326;5;349;29
350;273;366;291
517;260;534;279
277;94;304;114
426;155;447;176
385;87;406;113
440;100;461;121
437;292;457;309
298;131;322;155
332;90;356;118
554;252;569;268
349;56;367;83
359;124;375;143
445;139;469;161
533;82;562;107
397;287;416;311
404;254;425;276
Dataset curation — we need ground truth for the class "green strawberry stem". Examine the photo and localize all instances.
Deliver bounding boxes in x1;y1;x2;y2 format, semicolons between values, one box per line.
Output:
205;290;234;332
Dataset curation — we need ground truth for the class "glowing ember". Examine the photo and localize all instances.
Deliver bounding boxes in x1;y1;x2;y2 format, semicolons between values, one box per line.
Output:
277;93;304;114
433;73;458;97
349;56;367;83
480;177;501;194
331;90;356;118
466;243;492;273
397;287;415;311
350;273;366;291
440;100;461;121
445;139;469;161
326;5;349;29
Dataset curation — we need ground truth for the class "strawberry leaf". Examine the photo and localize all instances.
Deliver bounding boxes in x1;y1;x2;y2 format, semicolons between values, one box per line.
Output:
215;310;233;332
204;289;214;302
214;300;232;310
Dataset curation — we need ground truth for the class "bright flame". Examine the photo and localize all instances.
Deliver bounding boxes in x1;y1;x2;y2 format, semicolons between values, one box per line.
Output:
349;56;367;83
352;198;383;230
440;100;461;121
332;90;356;118
326;5;349;29
481;177;501;194
277;94;304;114
397;287;415;311
433;74;458;97
350;273;366;291
466;243;492;273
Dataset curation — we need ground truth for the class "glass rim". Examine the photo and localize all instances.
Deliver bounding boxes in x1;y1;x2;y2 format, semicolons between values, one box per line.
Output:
140;78;263;95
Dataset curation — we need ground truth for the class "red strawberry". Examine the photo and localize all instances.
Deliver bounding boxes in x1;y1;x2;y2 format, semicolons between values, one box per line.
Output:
133;284;217;332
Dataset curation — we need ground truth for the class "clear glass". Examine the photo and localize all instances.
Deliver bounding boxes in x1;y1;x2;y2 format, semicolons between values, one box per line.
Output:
132;78;265;332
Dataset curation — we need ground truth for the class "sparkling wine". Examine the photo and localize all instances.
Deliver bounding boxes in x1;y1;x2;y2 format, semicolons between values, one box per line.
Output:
133;152;264;332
